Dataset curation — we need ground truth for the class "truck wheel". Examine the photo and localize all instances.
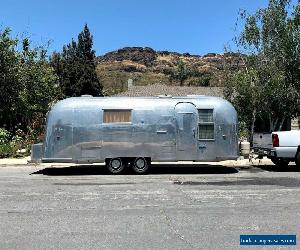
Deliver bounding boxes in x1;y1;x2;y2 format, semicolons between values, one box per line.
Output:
107;158;124;174
295;150;300;167
132;157;149;174
270;157;290;167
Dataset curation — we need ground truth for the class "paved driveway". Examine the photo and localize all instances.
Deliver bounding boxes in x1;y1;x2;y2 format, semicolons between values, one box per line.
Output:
0;162;299;250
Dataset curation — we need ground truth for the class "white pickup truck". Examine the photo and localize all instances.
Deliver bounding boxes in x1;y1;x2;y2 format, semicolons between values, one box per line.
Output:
268;130;300;167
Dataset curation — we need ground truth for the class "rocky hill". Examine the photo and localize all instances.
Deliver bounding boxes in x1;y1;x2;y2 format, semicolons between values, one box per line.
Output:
96;47;244;95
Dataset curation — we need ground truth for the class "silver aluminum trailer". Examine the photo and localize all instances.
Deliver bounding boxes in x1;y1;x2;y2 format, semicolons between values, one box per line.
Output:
31;95;238;173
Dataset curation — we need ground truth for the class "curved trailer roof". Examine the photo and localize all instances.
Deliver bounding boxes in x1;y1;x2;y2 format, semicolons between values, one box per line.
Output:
51;95;235;113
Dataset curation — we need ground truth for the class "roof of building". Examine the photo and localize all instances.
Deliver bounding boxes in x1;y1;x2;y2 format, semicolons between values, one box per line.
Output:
113;83;224;97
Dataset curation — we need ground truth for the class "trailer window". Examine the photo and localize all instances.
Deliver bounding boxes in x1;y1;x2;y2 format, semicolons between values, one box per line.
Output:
103;110;131;123
198;109;214;140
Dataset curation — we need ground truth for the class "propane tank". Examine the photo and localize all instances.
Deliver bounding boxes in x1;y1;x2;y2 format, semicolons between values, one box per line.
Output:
240;141;250;158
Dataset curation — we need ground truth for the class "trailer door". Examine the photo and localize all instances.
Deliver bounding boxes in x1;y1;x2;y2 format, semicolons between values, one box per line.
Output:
73;109;102;162
175;103;197;160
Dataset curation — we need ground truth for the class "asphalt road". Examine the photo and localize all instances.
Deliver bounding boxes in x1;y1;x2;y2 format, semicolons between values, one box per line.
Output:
0;163;299;250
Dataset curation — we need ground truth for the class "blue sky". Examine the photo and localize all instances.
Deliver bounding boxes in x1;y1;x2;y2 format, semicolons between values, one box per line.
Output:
1;0;271;56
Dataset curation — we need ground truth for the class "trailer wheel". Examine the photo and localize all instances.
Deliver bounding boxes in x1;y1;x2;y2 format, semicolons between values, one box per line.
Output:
107;158;124;174
270;157;290;168
132;157;149;174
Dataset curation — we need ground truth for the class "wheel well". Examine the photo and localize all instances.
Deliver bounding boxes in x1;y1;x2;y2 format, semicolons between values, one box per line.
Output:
105;158;111;165
295;146;300;158
145;157;151;165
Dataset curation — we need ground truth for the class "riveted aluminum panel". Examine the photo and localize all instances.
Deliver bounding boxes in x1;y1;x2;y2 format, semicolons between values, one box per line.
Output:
38;96;238;163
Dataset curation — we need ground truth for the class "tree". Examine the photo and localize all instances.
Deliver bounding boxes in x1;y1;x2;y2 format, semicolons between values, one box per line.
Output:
0;28;21;129
224;0;300;140
18;38;61;126
168;60;211;86
0;28;60;131
51;24;103;97
169;60;190;86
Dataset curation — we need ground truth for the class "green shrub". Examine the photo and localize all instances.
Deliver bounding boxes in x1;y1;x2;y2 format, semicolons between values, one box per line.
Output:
0;128;32;158
0;128;13;158
0;143;13;158
238;121;250;141
0;128;11;144
187;75;211;86
10;131;25;157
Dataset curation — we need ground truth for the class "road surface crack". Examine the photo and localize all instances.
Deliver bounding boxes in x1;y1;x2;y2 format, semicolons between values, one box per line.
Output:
160;208;194;249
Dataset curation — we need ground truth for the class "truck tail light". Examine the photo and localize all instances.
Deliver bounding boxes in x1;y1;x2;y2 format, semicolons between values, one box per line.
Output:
272;133;279;147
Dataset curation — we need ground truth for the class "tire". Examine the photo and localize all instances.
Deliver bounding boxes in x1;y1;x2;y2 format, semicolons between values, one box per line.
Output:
106;158;125;174
131;157;150;174
270;157;290;167
295;149;300;167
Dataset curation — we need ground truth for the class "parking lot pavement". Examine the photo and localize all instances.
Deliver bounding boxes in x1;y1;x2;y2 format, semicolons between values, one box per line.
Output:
0;162;299;250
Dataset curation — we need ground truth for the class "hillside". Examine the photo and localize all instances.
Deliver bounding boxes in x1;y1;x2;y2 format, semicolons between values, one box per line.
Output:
96;47;244;95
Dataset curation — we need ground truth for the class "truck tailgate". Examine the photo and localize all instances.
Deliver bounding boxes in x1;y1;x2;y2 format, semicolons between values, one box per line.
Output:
253;133;273;150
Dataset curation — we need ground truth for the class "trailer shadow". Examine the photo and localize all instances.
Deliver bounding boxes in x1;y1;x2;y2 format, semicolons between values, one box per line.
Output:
254;164;300;172
31;164;239;176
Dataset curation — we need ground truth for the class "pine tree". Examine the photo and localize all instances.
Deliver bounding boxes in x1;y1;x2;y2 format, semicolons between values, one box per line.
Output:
76;24;102;96
51;24;103;97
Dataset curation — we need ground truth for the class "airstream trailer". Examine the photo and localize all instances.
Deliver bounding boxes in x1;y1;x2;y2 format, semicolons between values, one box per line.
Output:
31;96;238;173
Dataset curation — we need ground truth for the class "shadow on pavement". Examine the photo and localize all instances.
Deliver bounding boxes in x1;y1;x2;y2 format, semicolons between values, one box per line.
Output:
31;164;239;176
255;164;300;172
174;177;300;188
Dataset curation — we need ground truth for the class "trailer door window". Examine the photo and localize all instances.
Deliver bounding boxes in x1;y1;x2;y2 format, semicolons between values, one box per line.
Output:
198;109;214;140
103;110;131;123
